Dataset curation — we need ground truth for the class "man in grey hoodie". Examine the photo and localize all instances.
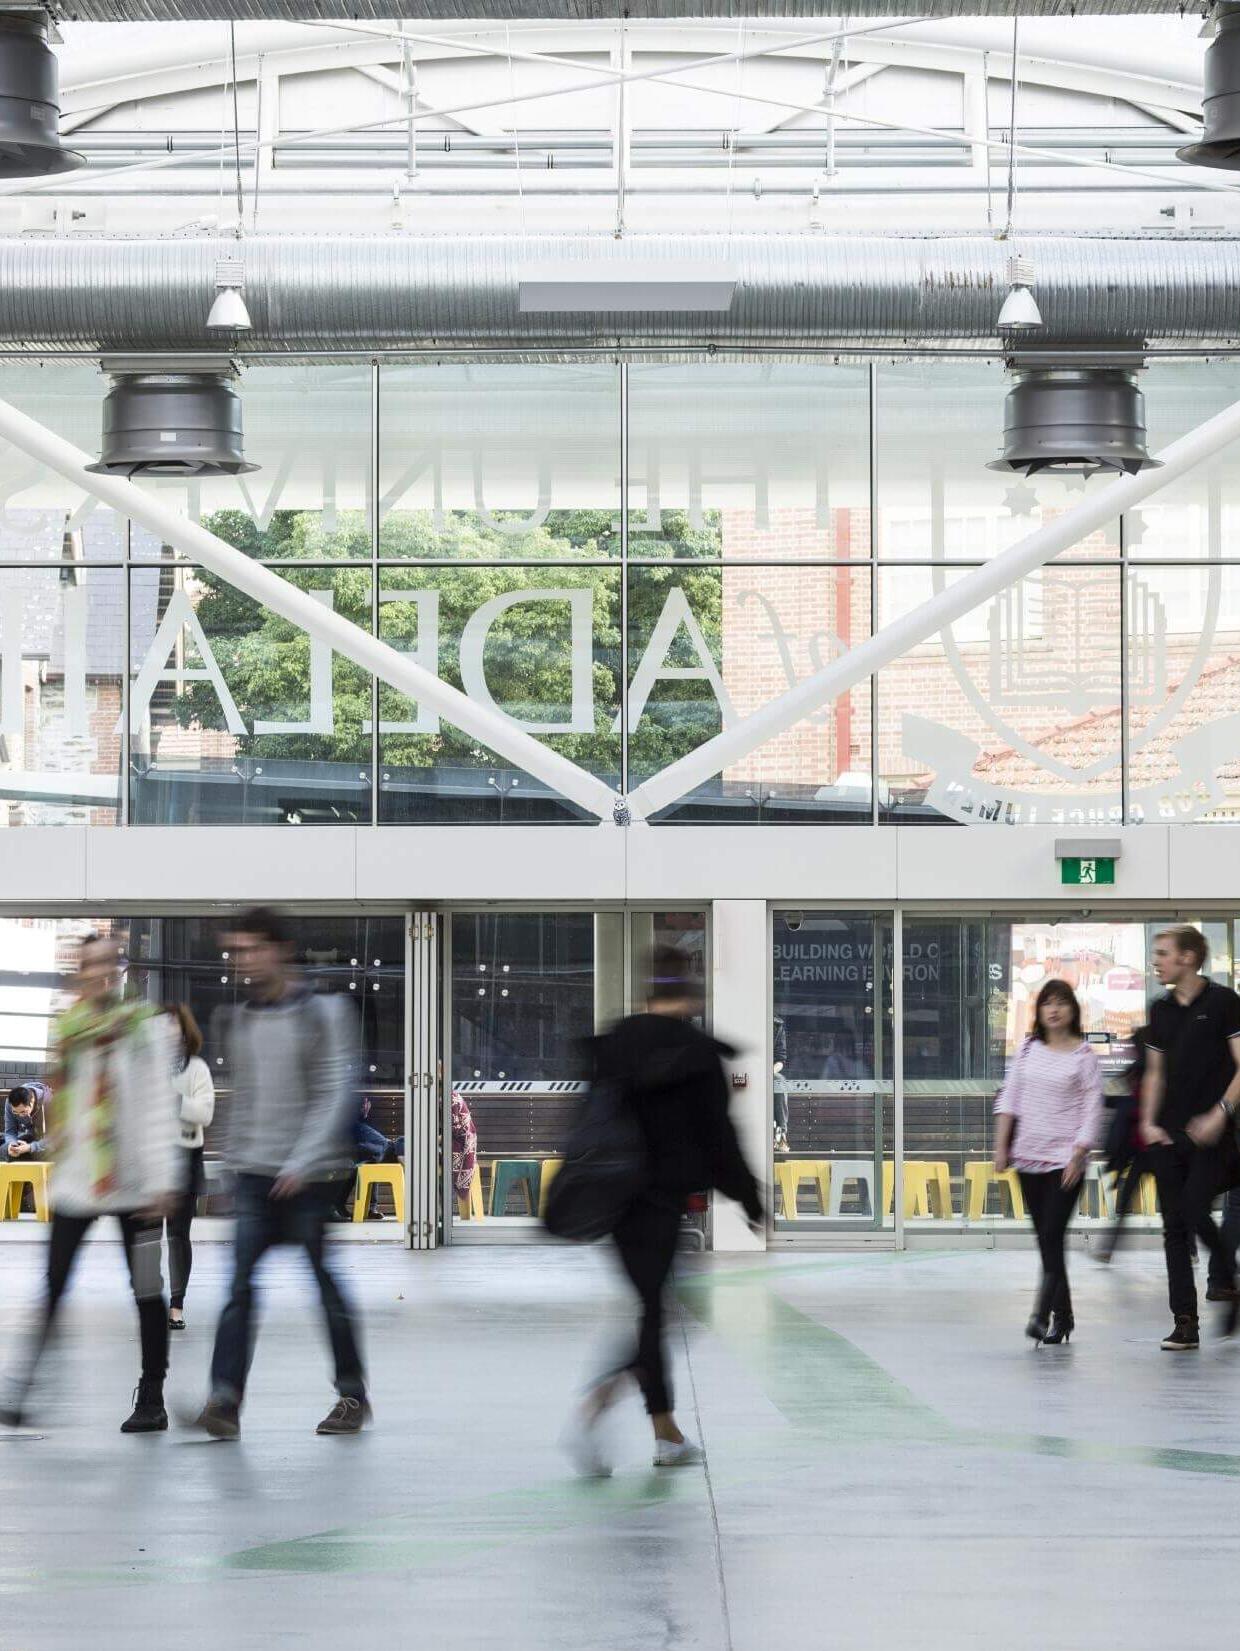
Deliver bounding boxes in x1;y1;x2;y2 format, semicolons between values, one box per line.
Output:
193;906;369;1439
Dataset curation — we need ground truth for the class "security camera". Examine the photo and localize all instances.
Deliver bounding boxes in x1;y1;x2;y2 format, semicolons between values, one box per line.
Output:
784;912;804;933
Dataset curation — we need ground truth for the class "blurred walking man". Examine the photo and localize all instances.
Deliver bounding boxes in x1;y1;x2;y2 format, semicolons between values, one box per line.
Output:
192;907;369;1439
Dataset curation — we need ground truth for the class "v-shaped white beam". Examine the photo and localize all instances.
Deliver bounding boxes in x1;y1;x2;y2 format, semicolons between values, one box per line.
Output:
0;396;620;823
627;395;1240;822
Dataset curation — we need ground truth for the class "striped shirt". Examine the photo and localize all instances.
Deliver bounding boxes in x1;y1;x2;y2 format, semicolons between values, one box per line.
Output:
994;1037;1104;1173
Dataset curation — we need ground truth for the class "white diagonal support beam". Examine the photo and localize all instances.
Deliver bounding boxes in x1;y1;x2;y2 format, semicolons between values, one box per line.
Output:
627;396;1240;822
0;396;618;824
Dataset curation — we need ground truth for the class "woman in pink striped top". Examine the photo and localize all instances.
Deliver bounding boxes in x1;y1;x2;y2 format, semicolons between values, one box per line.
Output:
994;979;1104;1347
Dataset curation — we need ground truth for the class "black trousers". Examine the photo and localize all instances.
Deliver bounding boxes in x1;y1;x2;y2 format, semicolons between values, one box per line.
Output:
1207;1185;1240;1290
1151;1140;1234;1317
209;1173;366;1405
612;1194;682;1416
1018;1170;1081;1323
165;1146;205;1310
16;1209;168;1403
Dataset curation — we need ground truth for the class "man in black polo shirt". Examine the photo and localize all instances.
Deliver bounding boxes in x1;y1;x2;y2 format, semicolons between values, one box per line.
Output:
1142;925;1240;1351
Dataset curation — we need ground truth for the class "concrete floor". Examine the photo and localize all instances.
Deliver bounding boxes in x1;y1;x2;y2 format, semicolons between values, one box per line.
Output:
1;1237;1238;1651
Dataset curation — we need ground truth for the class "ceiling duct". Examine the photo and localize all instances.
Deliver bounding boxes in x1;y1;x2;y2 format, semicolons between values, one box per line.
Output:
85;369;258;477
0;236;1236;354
1175;4;1240;169
0;13;83;180
986;365;1160;478
1179;5;1240;170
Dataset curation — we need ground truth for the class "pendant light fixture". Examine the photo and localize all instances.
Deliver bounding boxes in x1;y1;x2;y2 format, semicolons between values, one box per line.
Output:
206;22;253;334
0;12;84;179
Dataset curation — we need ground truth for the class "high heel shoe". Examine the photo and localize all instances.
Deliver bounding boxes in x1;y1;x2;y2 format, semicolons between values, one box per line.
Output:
1025;1314;1049;1345
1041;1313;1074;1345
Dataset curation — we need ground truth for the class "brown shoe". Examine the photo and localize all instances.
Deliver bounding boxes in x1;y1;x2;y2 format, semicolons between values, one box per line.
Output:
191;1397;241;1439
316;1395;372;1435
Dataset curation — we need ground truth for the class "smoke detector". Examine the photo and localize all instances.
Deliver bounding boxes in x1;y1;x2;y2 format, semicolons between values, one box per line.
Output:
0;13;84;179
987;365;1160;479
86;368;259;478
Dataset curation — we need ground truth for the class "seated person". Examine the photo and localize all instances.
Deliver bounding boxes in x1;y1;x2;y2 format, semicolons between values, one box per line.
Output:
331;1097;405;1220
3;1083;49;1163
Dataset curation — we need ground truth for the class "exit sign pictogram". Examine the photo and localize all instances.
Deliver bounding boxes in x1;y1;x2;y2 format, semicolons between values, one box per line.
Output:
1061;857;1115;886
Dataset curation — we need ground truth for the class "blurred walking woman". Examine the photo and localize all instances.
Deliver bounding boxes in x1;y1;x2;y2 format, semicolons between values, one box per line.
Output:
994;979;1103;1346
165;1004;215;1330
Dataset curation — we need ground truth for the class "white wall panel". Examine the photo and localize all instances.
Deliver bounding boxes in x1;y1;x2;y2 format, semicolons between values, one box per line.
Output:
85;826;358;904
625;826;898;903
357;826;626;903
710;898;767;1253
1168;827;1240;904
0;827;87;903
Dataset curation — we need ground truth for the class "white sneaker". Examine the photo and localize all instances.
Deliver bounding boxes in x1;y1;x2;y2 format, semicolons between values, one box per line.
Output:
562;1410;613;1479
653;1437;704;1468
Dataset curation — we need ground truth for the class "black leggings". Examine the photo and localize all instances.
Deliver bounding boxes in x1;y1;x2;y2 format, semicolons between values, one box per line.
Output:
166;1147;203;1310
14;1210;168;1403
1018;1170;1081;1323
612;1195;682;1416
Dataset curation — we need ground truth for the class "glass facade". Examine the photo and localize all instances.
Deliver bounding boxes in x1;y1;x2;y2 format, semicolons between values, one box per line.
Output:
2;358;1240;826
772;909;1236;1233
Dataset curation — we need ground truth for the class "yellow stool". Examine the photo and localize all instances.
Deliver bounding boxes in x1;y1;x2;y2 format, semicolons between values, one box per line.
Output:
537;1158;563;1219
964;1162;1026;1220
774;1159;831;1219
457;1166;484;1221
0;1161;50;1221
353;1163;406;1225
883;1160;954;1218
1102;1169;1158;1218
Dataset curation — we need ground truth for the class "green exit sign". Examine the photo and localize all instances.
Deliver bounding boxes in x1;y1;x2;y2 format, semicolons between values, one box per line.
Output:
1061;857;1115;886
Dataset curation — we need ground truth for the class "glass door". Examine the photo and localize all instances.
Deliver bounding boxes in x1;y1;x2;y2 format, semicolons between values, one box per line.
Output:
770;910;895;1231
443;908;707;1239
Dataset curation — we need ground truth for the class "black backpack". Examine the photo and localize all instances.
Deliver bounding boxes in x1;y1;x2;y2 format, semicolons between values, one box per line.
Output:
543;1075;649;1243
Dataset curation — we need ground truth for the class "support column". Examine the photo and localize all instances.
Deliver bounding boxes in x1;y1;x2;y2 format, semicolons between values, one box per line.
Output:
710;899;768;1252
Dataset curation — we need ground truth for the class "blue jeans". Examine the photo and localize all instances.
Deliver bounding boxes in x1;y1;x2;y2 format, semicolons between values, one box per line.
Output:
209;1174;366;1405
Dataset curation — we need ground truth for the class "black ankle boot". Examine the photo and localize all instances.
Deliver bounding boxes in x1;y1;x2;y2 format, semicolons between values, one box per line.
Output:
1042;1313;1074;1345
1025;1313;1049;1345
121;1378;168;1433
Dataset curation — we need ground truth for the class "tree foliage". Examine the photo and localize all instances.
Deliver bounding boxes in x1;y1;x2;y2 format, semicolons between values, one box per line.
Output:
172;507;725;781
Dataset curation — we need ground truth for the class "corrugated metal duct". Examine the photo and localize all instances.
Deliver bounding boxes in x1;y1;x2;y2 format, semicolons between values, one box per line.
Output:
44;1;1198;17
2;234;1239;354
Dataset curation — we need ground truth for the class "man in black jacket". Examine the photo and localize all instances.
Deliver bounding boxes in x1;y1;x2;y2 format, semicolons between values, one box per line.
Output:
564;946;762;1477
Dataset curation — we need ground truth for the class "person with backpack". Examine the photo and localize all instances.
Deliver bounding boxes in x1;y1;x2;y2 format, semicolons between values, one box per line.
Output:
190;906;369;1439
993;978;1103;1347
0;934;179;1433
561;946;762;1477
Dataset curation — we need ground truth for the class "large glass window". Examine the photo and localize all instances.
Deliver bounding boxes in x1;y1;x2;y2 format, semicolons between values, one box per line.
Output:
877;565;1124;825
128;565;371;825
0;357;1239;828
379;365;620;561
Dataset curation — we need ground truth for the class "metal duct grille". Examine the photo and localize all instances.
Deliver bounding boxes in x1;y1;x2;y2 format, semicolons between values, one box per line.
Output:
85;372;258;477
0;14;83;180
0;235;1237;355
986;367;1159;478
1178;4;1240;171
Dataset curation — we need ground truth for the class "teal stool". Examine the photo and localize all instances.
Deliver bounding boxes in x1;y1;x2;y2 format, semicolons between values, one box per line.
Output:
489;1159;541;1216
